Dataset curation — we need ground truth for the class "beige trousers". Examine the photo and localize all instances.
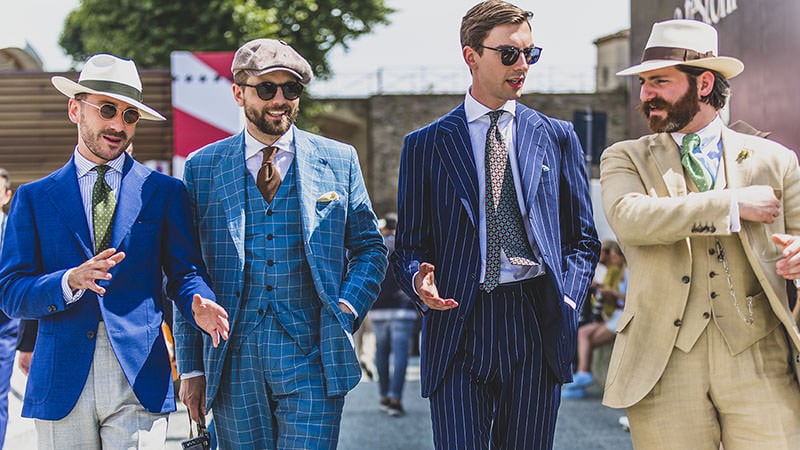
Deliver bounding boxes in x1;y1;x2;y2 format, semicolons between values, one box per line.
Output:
35;323;168;450
627;322;800;450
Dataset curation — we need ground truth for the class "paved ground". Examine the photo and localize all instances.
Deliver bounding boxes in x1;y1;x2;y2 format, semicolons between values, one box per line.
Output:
7;353;632;449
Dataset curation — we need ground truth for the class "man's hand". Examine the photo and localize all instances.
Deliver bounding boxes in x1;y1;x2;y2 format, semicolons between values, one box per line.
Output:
67;248;126;295
179;375;207;425
191;295;229;347
17;351;32;376
737;185;781;224
414;263;458;310
772;234;800;280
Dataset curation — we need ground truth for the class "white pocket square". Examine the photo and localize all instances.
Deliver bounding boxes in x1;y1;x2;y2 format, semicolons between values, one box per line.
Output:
317;191;339;202
542;165;550;172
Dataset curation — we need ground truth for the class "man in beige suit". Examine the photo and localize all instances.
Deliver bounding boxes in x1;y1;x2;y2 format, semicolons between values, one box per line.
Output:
600;19;800;450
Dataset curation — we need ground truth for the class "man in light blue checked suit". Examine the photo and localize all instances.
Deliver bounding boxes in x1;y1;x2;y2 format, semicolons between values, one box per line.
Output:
173;38;387;449
393;2;599;449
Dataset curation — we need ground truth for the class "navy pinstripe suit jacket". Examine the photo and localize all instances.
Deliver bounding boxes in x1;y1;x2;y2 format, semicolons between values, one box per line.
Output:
393;103;600;396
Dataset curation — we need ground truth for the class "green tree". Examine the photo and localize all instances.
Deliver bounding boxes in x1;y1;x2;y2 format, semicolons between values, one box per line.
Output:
59;0;393;78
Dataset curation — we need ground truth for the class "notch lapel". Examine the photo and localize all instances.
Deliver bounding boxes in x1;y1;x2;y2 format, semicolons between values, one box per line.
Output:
45;158;93;259
515;106;546;214
217;134;248;261
650;133;688;197
110;155;148;251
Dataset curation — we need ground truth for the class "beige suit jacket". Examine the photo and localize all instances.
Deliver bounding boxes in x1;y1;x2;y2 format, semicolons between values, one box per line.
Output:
599;127;800;408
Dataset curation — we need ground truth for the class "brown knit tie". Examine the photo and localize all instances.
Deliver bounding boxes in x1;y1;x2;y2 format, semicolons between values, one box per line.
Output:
257;146;281;203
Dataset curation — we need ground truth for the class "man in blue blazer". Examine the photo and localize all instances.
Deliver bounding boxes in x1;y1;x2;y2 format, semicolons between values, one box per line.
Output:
0;168;17;448
393;2;599;449
0;53;229;449
173;39;387;449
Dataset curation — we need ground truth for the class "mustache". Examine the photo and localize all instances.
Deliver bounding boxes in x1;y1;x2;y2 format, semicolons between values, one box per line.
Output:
102;129;128;140
639;97;670;116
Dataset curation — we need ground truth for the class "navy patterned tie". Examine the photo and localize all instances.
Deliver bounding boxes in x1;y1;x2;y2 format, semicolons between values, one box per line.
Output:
92;165;116;254
483;111;537;292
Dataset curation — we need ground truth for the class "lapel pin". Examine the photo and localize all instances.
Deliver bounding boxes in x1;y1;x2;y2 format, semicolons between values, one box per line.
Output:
736;149;750;163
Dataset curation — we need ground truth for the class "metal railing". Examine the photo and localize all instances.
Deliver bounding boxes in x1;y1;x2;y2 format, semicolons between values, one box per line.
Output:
308;64;596;98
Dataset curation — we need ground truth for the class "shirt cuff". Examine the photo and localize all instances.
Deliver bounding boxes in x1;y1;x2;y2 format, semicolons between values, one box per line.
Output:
411;270;420;296
180;370;204;380
730;193;741;232
338;298;358;319
61;269;85;305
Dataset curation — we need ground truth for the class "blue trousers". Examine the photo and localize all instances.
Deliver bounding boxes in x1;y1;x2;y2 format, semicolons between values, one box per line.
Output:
372;317;416;400
430;279;560;450
0;318;18;448
212;309;344;450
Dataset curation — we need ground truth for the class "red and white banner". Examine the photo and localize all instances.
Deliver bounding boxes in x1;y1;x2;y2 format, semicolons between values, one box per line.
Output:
171;51;241;178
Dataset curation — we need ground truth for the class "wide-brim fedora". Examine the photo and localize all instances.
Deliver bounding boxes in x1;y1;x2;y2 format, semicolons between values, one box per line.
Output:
52;53;165;121
617;19;743;79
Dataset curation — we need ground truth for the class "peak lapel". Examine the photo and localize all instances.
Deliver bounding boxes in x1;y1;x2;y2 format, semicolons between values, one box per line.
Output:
435;106;479;227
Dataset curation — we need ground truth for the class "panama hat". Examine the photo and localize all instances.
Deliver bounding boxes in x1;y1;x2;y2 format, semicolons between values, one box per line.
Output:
51;53;165;121
617;19;743;79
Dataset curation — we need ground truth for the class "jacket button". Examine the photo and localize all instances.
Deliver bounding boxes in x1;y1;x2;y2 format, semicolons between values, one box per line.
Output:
258;308;264;315
47;305;56;312
709;226;716;232
87;331;96;339
267;234;274;240
711;292;718;299
708;248;716;255
674;319;683;327
709;272;717;278
266;285;274;292
681;276;690;284
703;312;711;319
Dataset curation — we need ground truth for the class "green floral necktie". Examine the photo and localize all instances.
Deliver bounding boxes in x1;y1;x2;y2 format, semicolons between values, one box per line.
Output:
92;165;116;253
681;133;713;192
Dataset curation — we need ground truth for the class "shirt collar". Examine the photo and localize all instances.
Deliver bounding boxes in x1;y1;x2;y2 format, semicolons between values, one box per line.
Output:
464;90;516;124
245;125;296;161
670;115;724;151
74;147;126;178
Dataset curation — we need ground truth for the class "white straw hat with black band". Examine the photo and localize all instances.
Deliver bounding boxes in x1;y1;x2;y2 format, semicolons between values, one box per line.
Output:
52;53;166;121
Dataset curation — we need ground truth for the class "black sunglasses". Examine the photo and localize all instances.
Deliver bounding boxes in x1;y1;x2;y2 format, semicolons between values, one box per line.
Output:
238;81;304;101
79;99;141;125
480;45;543;66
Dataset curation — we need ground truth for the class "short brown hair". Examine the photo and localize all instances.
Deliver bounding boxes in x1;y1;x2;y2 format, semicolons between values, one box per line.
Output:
460;1;533;52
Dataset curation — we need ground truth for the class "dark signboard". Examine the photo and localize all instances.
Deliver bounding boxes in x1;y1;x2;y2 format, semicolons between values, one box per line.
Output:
627;1;800;152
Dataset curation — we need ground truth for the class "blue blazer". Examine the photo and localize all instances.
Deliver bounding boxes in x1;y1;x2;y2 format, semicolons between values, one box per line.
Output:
173;129;387;406
0;154;214;420
393;103;600;396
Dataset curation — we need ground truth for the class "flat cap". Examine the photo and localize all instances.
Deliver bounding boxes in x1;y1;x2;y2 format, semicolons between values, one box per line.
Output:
231;39;313;85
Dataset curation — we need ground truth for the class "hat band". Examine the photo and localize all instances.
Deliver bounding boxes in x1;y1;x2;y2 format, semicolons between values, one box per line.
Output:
641;46;715;63
78;80;142;102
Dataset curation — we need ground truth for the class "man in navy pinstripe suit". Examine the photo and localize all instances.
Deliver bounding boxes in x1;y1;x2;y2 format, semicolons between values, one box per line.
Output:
393;1;600;448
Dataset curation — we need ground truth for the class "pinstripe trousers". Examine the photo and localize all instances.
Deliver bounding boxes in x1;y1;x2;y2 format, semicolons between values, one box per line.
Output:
429;277;560;450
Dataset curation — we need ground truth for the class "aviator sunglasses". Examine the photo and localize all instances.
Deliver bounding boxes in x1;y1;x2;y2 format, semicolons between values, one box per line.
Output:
480;45;543;66
238;81;304;101
79;99;141;125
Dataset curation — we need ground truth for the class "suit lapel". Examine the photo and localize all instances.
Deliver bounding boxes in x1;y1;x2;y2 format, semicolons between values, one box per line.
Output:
110;155;149;251
650;133;689;197
720;127;751;189
436;105;480;227
45;158;93;259
217;133;248;255
293;129;320;245
515;105;546;215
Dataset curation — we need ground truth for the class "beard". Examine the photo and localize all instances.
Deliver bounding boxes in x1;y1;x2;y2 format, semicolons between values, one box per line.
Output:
244;101;299;137
640;79;700;133
78;115;131;162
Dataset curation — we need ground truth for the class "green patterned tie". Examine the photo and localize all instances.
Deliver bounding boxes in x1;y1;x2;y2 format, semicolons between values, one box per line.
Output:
92;165;116;254
681;133;712;192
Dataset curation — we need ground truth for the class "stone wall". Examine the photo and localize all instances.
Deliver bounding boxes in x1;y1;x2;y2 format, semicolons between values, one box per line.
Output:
324;91;629;217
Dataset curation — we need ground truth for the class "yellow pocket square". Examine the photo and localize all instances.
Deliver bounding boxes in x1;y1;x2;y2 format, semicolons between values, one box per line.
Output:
317;191;339;202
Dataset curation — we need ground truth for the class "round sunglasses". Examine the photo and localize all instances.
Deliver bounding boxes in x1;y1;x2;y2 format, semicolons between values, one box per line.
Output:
480;45;543;66
79;99;141;125
238;81;304;101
